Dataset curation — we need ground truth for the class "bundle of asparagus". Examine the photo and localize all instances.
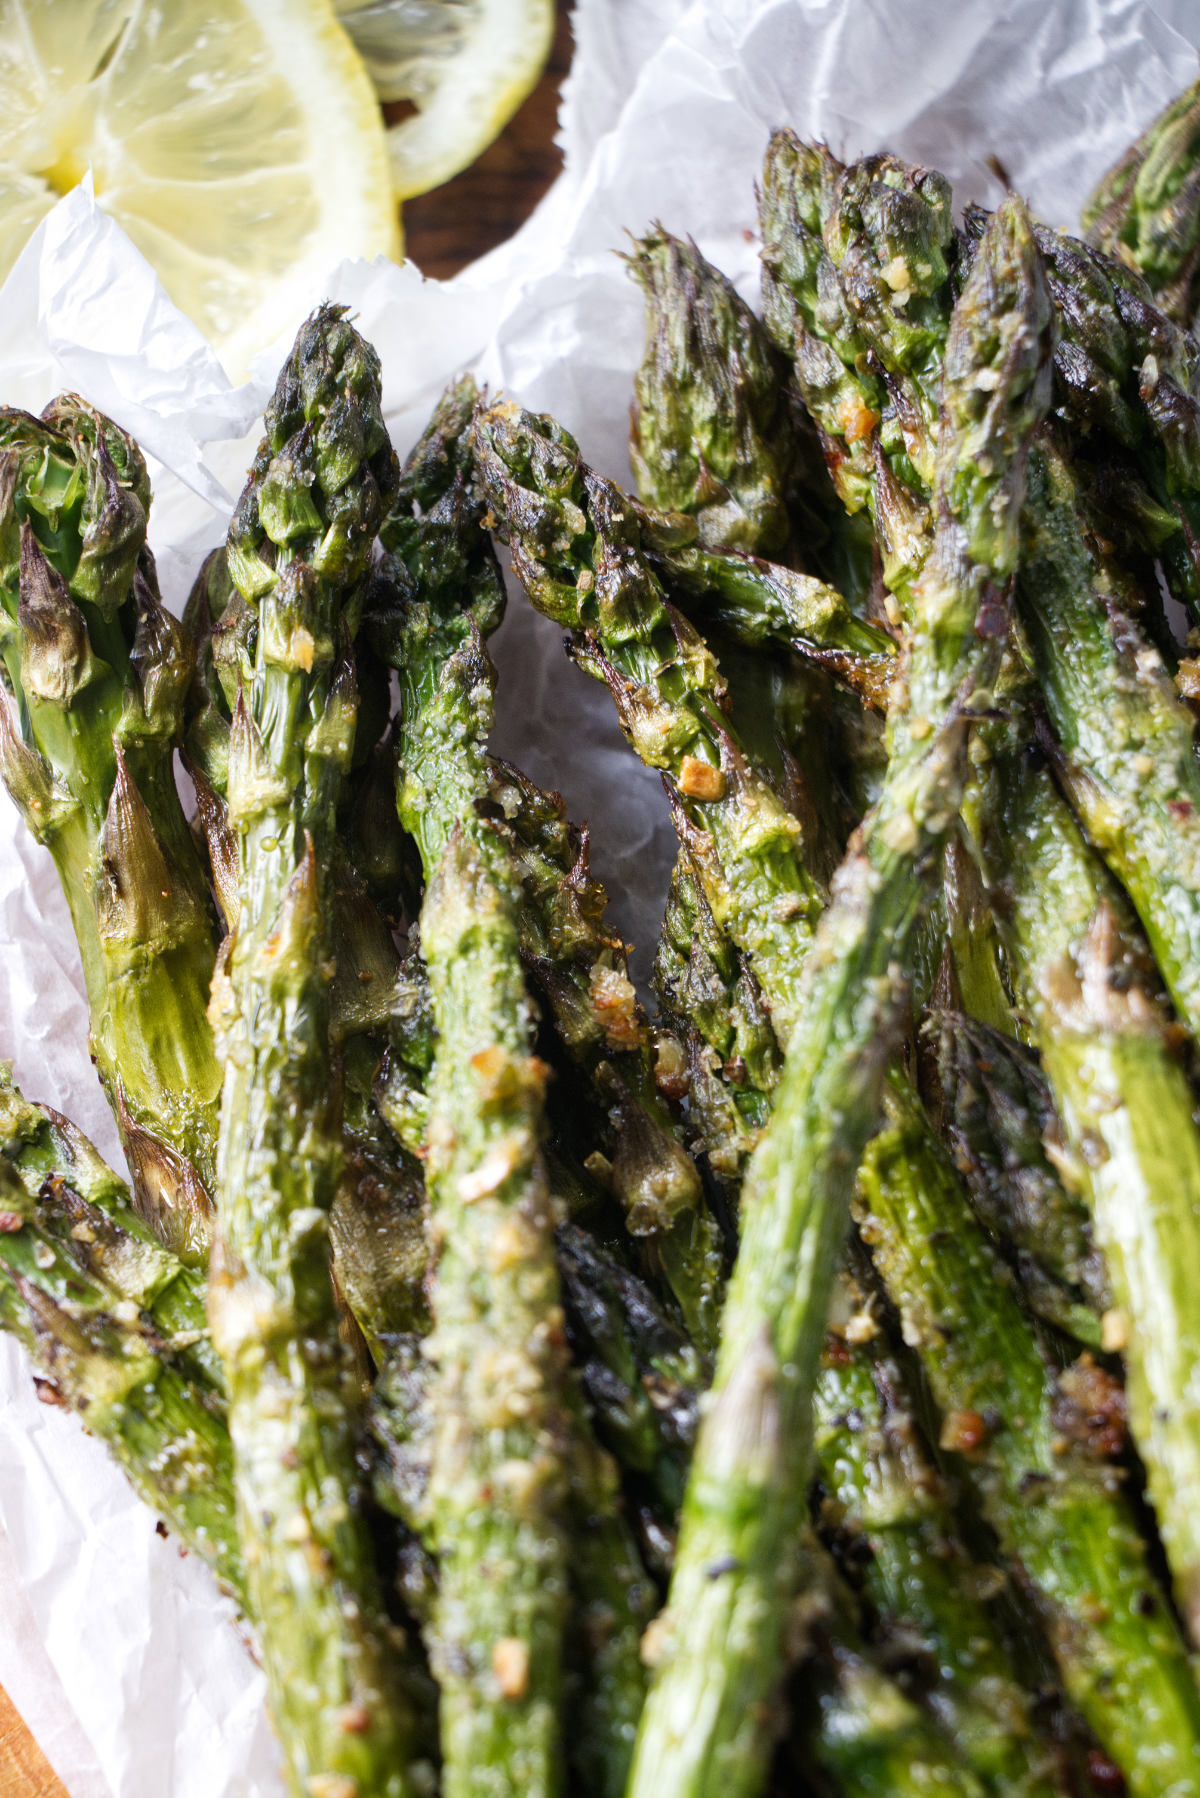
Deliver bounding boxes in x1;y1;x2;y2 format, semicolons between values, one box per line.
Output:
5;73;1200;1798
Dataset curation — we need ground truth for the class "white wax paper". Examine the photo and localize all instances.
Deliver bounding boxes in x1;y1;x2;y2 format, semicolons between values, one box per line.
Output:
2;2;1199;1791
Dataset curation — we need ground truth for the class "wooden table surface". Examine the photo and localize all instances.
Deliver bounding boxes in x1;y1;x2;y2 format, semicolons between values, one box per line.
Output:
0;1689;66;1798
0;9;571;1793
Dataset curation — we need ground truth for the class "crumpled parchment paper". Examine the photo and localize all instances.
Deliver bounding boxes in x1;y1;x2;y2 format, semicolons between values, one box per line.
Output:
1;2;1198;1791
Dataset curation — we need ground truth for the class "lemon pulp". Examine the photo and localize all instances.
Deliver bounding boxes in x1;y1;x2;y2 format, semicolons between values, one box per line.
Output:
337;0;554;199
0;0;397;375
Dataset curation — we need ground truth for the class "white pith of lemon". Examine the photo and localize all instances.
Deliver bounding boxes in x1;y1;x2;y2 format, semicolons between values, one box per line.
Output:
0;0;398;376
336;0;554;200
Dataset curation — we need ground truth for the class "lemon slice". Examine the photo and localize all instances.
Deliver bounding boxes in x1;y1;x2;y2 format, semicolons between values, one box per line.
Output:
0;0;398;376
336;0;554;200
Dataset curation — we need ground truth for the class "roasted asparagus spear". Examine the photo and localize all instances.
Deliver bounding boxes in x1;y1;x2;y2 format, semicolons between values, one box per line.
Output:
208;305;415;1797
623;194;1053;1798
0;400;221;1261
0;1068;242;1601
1083;75;1200;328
373;373;573;1798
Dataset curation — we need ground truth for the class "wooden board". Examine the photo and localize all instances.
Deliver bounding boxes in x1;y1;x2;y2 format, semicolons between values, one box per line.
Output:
0;9;569;1793
394;1;572;279
0;1685;68;1798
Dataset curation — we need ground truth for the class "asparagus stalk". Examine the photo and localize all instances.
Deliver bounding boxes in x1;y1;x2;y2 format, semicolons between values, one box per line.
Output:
368;902;1012;1797
373;375;573;1798
482;193;1057;1783
654;847;779;1192
406;823;570;1798
856;1073;1200;1795
633;151;1180;1769
208;306;415;1797
635;508;896;710
0;1077;447;1785
1011;432;1200;1040
561;1211;997;1791
757;144;1200;1692
757;139;883;521
930;1006;1110;1347
940;830;1014;1034
626;223;886;603
814;1270;1061;1794
820;152;958;489
622;195;1053;1798
998;215;1200;614
766;147;1200;1291
473;406;824;1044
559;1391;657;1798
968;682;1200;1649
628;228;798;557
366;1312;653;1798
1;1075;434;1750
0;399;221;1261
654;758;1063;1794
374;939;435;1161
779;1566;991;1798
0;1072;242;1602
334;1031;431;1363
0;1064;221;1392
557;1220;702;1518
185;541;436;1364
486;754;723;1352
758;139;951;619
762;144;1200;1527
626;208;895;654
618;228;899;873
1083;75;1200;328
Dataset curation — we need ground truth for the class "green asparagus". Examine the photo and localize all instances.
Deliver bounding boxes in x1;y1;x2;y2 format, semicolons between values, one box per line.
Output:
779;1569;992;1798
374;374;573;1798
623;194;1052;1798
557;1220;701;1517
759;138;944;617
930;1006;1110;1346
628;227;797;557
1010;433;1200;1040
486;753;723;1351
184;527;436;1368
1009;216;1200;615
649;651;1062;1796
856;1073;1200;1795
0;1064;221;1392
0;1071;242;1602
1083;75;1200;328
969;681;1200;1651
474;404;825;1042
653;847;779;1191
815;1270;1059;1793
208;305;415;1797
636;508;896;710
0;399;221;1261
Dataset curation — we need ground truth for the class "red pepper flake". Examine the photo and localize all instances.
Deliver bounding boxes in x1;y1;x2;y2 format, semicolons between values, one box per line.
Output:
1052;1353;1126;1461
939;1409;989;1454
822;1332;854;1369
1086;1748;1126;1793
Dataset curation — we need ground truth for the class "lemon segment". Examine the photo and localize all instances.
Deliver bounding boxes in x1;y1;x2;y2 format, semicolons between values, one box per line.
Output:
337;0;555;200
0;0;398;376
